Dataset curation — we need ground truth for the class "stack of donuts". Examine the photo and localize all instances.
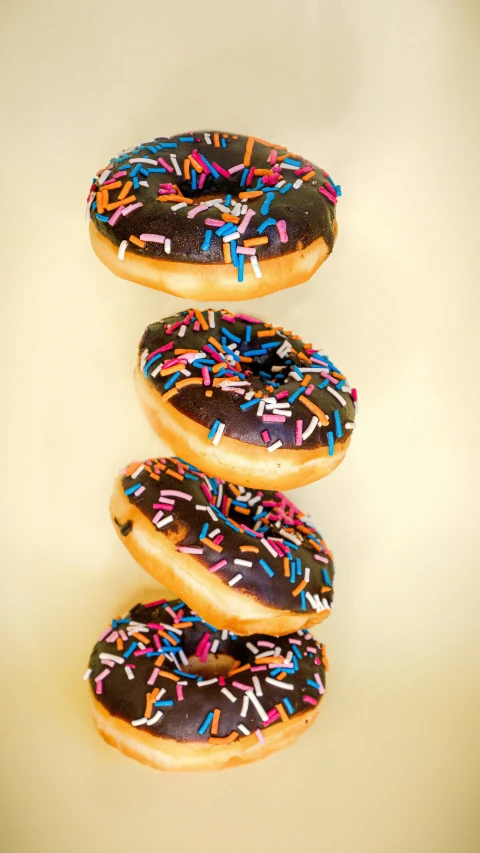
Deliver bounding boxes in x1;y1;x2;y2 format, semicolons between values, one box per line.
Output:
84;131;356;771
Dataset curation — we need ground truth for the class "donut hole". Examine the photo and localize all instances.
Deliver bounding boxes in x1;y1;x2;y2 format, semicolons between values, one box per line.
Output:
184;653;237;678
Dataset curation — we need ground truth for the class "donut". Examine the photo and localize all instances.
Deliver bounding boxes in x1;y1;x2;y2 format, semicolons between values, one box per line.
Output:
135;308;357;490
87;130;340;301
84;597;328;771
110;456;335;636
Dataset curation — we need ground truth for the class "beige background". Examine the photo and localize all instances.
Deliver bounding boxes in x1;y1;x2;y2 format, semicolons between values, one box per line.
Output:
1;1;479;851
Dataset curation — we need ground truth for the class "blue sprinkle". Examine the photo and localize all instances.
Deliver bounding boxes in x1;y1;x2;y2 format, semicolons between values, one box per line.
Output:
191;169;197;190
238;253;245;283
283;697;295;715
284;158;301;167
260;341;282;349
322;569;332;586
199;154;219;179
216;222;237;237
245;324;251;343
123;641;137;659
259;559;274;578
240;398;258;411
288;387;305;404
145;145;157;154
318;379;329;389
161;142;177;148
95;214;109;222
225;194;232;206
243;349;267;357
174;669;197;679
201;230;212;251
139;168;149;177
334;410;342;438
143;352;163;377
200;522;209;540
261;192;275;216
327;431;335;456
253;510;267;522
146;167;166;173
300;591;307;611
133;177;140;190
198;711;214;735
221;137;227;147
230;239;238;267
290;562;296;583
224;345;241;363
154;700;174;707
279;182;292;194
241;526;258;538
257;217;276;234
292;645;302;660
178;136;194;142
296;557;302;576
221;327;241;344
130;164;141;177
124;484;141;496
164;371;182;391
207;420;221;440
184;472;199;481
91;201;97;212
240;168;249;188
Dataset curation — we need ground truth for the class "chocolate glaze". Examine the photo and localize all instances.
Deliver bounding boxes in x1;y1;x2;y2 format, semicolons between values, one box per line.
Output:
87;131;339;268
118;456;334;615
88;599;327;744
139;309;356;453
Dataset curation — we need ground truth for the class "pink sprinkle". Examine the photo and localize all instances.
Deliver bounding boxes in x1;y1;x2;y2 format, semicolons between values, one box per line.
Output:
315;656;321;666
303;695;318;706
97;626;112;642
203;345;224;363
262;414;286;423
177;546;203;554
193;320;200;331
222;314;235;323
195;633;211;657
103;178;119;186
251;665;267;672
188;204;209;219
173;609;184;623
255;729;265;745
232;681;251;691
140;233;165;243
234;314;263;323
267;149;278;165
261;430;271;443
212;161;231;179
295;420;303;446
213;535;224;546
305;384;314;396
95;668;111;683
119;630;128;641
315;674;325;694
108;205;125;226
152;510;164;525
152;502;175;511
263;711;280;726
164;606;177;620
199;172;207;189
201;483;212;502
262;174;277;186
314;553;329;564
134;485;145;496
352;388;358;402
122;202;143;216
201;366;211;386
113;170;127;178
236;247;256;255
238;208;256;234
289;638;302;645
157;157;173;173
267;538;284;557
148;344;174;360
191;149;207;172
176;683;184;701
319;186;337;204
295;166;313;177
324;180;337;197
228;163;244;174
246;167;255;186
161;490;192;500
205;218;224;227
219;676;226;687
158;183;175;194
95;681;103;695
153;635;162;650
144;599;167;608
276;390;289;400
209;559;228;573
200;641;211;663
148;668;159;686
276;220;288;243
134;649;148;657
258;641;275;648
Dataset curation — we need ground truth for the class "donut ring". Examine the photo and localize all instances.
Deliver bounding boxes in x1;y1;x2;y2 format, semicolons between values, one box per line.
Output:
85;598;328;771
136;309;357;490
87;131;340;301
110;456;335;636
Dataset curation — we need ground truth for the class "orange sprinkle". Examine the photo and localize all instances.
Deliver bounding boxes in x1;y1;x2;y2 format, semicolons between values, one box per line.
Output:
223;242;232;264
174;621;193;628
211;708;221;735
253;169;273;176
257;329;277;338
276;702;289;724
240;545;260;553
194;309;209;331
132;631;151;644
205;390;213;398
239;191;264;200
299;396;329;426
160;387;178;402
244;136;255;167
300;374;312;387
254;657;284;665
332;371;346;380
233;505;250;515
321;586;332;593
302;170;315;182
166;468;183;481
213;132;220;148
221;213;240;223
228;663;251;676
174;348;197;355
157;670;180;682
224;496;232;517
156;629;178;644
144;694;154;719
106;195;136;211
189;155;203;173
183;158;191;180
157;194;193;204
243;236;268;247
208;336;224;353
283;557;290;577
155;654;165;667
176;377;203;389
239;355;253;363
292;579;308;597
298;351;312;364
160;363;184;376
129;235;146;248
116;637;124;651
276;671;287;681
208;731;239;745
96;191;104;214
201;537;223;553
212;362;227;375
118;180;133;200
229;484;241;497
103;181;122;191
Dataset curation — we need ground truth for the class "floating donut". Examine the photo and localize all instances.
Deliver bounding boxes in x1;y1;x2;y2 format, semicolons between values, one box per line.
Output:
85;598;328;771
87;131;340;300
136;309;357;490
110;456;335;636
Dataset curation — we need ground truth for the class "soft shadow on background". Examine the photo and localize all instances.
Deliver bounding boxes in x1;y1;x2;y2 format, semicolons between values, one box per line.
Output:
1;1;479;852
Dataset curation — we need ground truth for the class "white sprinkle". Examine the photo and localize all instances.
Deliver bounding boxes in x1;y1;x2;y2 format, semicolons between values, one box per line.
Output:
228;573;243;586
304;566;311;583
212;422;225;446
129;157;158;165
97;169;111;185
178;324;187;338
345;422;355;429
117;240;128;260
139;180;149;187
146;710;163;726
170;153;182;175
131;717;147;727
151;364;163;378
207;506;218;521
240;694;250;717
85;199;93;221
252;675;263;697
131;464;144;479
221;687;237;703
255;648;277;659
204;132;212;144
267;440;283;453
250;255;262;278
211;639;220;654
178;648;189;666
209;528;221;539
196;504;207;511
280;163;299;170
302;416;319;440
241;204;248;215
246;642;258;655
238;724;251;736
214;203;231;213
321;597;331;610
171;202;187;211
257;400;266;417
327;386;347;406
208;310;216;328
246;690;269;722
265;677;294;691
156;514;174;529
293;178;303;189
99;653;125;665
276;179;286;188
164;238;172;254
232;202;242;216
262;538;279;558
234;559;253;567
197;678;218;687
82;668;92;681
223;230;240;243
125;666;134;680
272;408;292;417
221;630;229;640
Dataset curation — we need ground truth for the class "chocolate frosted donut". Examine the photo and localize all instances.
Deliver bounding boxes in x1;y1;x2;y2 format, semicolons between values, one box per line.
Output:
135;309;357;490
87;131;340;300
110;456;335;636
85;598;328;771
